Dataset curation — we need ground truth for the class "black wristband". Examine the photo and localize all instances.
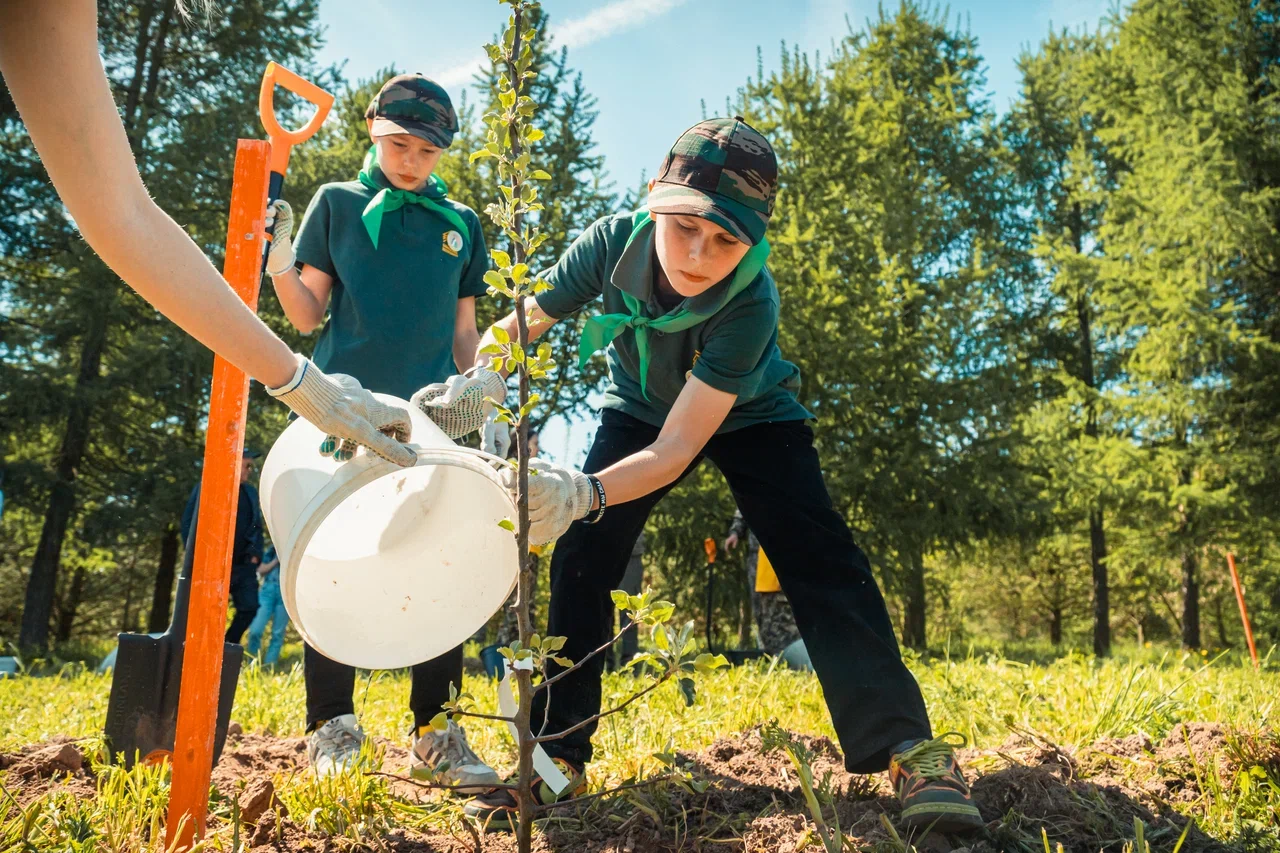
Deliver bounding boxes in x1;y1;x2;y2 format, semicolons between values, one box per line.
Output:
583;475;607;524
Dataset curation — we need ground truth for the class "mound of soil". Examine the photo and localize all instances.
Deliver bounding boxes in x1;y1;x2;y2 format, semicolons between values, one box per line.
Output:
2;722;1264;852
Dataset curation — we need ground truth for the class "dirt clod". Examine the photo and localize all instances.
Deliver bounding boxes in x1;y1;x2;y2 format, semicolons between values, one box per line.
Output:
238;777;278;825
9;741;83;778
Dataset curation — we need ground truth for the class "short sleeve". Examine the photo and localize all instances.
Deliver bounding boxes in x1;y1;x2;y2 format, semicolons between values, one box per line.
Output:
294;187;335;276
691;297;778;397
458;210;489;299
534;217;610;319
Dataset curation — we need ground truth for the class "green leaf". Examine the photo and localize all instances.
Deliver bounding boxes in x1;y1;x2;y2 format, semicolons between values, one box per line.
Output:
511;263;530;284
526;128;545;142
530;170;552;180
492;325;510;344
626;653;656;671
611;590;631;609
498;519;515;532
551;656;574;667
483;270;506;290
653;625;670;653
429;712;449;732
491;250;512;269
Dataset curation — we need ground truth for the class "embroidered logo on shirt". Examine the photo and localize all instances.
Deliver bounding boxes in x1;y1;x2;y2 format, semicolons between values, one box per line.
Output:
686;349;702;381
443;230;464;257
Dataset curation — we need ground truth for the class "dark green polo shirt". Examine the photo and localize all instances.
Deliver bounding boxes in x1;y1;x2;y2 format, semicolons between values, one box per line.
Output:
536;212;812;433
293;170;488;400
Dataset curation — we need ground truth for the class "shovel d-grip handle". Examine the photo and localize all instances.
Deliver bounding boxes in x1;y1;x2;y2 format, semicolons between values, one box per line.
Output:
258;62;334;272
259;62;333;177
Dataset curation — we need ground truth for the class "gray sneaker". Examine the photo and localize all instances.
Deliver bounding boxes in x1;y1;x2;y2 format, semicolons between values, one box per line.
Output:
307;714;366;777
411;720;501;793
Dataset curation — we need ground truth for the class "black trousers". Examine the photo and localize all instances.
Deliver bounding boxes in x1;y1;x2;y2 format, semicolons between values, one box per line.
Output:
225;565;260;645
304;641;465;732
532;410;932;774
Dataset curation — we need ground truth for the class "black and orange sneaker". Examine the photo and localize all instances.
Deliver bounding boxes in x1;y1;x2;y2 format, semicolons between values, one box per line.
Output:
463;757;587;832
888;734;984;833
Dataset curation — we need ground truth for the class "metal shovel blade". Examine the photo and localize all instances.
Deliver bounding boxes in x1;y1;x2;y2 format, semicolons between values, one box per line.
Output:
104;519;244;768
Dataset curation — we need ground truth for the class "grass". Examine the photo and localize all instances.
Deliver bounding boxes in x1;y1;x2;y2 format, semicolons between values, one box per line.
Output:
1;643;1277;851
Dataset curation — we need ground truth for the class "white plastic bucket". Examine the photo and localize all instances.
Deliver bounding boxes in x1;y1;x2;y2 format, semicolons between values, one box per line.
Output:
259;395;518;670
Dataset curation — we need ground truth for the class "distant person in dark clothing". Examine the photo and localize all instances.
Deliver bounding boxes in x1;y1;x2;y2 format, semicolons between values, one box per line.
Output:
181;448;264;645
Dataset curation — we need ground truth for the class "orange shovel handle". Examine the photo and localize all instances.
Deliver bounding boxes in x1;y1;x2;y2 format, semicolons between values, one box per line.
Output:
259;62;334;175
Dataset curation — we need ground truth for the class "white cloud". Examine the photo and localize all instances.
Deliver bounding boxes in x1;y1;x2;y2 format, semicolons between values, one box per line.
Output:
435;0;691;89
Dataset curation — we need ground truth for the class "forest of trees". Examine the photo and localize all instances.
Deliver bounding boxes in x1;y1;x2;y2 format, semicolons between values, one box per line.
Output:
2;0;1278;657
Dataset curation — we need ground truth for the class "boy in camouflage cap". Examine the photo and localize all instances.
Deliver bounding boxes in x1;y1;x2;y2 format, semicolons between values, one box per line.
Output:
262;73;503;791
421;117;984;834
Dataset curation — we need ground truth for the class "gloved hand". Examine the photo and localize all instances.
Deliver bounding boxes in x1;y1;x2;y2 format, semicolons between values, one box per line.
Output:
266;355;416;467
500;458;593;545
411;369;506;440
481;410;511;457
264;199;296;276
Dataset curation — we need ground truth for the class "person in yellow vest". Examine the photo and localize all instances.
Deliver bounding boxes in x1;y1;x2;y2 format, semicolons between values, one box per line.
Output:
725;508;800;656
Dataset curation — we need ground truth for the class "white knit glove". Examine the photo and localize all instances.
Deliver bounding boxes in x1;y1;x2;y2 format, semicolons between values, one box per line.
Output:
266;355;416;467
481;411;511;457
500;459;593;546
264;199;297;276
410;370;507;440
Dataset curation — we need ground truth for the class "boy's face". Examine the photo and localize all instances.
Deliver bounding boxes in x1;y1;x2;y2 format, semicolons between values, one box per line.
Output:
652;212;751;298
374;133;444;191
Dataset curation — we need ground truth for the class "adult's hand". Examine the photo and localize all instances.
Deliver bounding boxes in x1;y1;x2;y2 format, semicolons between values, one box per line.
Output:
267;356;416;467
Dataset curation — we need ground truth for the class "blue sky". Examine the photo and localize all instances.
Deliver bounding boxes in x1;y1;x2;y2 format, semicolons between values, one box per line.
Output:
313;0;1114;464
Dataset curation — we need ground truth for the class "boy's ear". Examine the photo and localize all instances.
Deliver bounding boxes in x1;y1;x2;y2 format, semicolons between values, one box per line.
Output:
366;119;375;139
647;178;656;192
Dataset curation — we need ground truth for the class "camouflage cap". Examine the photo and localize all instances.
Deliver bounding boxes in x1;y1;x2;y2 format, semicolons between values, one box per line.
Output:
371;73;458;148
647;116;778;245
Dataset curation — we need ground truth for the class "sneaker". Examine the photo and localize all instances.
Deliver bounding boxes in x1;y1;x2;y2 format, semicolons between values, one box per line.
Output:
888;733;984;833
306;714;366;777
463;757;587;831
411;721;502;793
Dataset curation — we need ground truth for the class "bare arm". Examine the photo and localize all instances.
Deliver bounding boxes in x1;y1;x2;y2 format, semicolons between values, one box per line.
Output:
593;377;736;507
0;0;296;387
480;303;733;505
453;297;481;373
271;264;333;334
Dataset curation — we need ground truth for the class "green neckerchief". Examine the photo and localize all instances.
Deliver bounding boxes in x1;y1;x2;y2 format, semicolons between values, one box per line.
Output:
357;146;469;250
578;209;771;400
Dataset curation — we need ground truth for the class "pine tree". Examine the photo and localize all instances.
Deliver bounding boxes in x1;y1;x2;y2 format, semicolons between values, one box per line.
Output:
1005;27;1132;656
744;3;1031;648
1094;0;1276;649
10;0;326;649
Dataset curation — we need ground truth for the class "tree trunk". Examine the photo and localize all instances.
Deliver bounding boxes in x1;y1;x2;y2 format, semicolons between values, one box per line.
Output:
1089;510;1110;656
1181;548;1200;649
1069;205;1111;659
1213;592;1230;648
1049;604;1063;645
53;564;88;644
902;547;927;650
148;525;180;632
19;303;109;650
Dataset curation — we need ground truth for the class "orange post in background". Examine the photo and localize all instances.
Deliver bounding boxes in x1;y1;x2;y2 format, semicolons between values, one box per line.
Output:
165;139;270;851
1226;553;1259;669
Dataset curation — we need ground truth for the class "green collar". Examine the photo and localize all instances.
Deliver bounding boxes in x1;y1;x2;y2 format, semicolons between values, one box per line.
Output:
357;146;468;250
578;210;770;400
